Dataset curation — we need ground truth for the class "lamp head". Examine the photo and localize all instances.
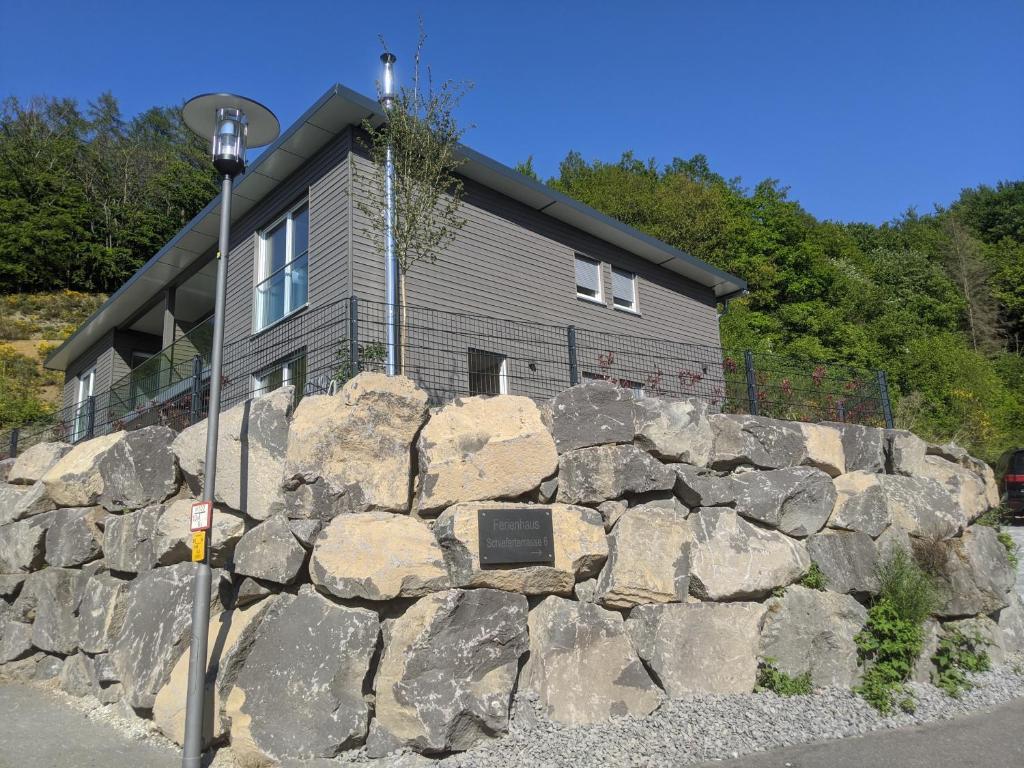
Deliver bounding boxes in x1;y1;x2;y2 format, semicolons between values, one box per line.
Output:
182;93;279;177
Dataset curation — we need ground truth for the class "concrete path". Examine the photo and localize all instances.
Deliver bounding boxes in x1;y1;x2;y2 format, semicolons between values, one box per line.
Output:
694;697;1024;768
0;683;178;768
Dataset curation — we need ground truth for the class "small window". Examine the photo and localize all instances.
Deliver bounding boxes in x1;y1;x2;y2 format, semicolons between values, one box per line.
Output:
575;255;602;303
611;267;637;312
255;200;309;331
73;366;97;442
468;348;508;396
253;353;307;401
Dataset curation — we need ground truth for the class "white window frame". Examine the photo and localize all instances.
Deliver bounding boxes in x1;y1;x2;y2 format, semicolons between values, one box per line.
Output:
575;254;604;305
252;352;307;398
611;266;639;314
254;198;309;332
468;348;509;396
72;366;96;442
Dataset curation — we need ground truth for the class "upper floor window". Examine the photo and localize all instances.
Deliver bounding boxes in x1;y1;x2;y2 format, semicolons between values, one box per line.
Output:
611;266;637;312
255;200;309;331
575;254;602;303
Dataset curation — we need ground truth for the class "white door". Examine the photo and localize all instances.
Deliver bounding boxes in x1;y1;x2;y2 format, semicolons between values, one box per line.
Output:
73;367;96;442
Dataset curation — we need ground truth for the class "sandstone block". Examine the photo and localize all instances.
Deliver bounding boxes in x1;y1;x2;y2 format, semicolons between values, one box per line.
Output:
557;444;675;505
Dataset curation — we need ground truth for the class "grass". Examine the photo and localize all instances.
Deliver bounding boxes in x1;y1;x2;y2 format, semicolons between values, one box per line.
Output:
798;562;828;590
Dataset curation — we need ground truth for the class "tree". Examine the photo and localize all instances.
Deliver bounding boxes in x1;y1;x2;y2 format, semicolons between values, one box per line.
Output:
355;25;471;368
940;215;999;353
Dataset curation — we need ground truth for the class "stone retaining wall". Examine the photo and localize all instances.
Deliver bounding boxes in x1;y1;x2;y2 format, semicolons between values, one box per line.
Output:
1;374;1021;764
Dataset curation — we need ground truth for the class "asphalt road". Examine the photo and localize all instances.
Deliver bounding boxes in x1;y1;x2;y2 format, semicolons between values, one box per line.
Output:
0;684;178;768
694;697;1024;768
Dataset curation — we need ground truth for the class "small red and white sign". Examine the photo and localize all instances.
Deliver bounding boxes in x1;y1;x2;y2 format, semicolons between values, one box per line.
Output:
190;501;213;532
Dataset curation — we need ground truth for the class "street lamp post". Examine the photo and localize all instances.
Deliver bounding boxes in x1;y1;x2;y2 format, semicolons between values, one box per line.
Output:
180;93;279;768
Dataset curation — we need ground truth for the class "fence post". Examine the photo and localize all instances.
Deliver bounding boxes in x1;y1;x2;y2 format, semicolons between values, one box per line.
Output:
349;296;360;376
190;355;203;425
876;370;895;429
85;396;96;440
743;350;758;416
837;400;846;423
8;428;19;459
567;326;580;386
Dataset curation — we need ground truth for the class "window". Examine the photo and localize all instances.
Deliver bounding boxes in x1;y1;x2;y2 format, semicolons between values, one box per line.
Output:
611;267;637;312
575;254;602;303
468;348;508;396
253;353;307;401
73;366;96;442
255;200;309;330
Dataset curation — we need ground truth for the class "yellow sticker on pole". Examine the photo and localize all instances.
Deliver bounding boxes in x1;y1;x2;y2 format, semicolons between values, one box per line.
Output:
191;530;206;562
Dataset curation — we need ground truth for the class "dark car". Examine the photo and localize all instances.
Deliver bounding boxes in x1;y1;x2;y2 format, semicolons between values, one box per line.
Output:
995;448;1024;518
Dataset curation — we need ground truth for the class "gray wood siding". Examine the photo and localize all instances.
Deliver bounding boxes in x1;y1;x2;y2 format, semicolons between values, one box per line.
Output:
110;330;162;386
62;332;115;411
348;149;719;345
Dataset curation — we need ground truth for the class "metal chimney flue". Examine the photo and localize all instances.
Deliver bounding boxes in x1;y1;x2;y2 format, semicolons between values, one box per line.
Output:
380;52;399;375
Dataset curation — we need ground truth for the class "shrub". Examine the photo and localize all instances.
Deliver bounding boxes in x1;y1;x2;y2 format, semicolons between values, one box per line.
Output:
932;628;990;698
997;531;1019;570
878;546;939;625
755;658;813;696
798;562;828;590
854;600;925;714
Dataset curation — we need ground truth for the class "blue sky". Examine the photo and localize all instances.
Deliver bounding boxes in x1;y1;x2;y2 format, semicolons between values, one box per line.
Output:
2;0;1021;224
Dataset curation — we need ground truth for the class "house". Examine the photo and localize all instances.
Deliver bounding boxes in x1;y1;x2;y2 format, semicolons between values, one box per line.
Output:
43;83;746;438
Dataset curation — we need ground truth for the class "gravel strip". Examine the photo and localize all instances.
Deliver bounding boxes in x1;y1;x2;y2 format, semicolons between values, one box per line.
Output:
343;653;1024;768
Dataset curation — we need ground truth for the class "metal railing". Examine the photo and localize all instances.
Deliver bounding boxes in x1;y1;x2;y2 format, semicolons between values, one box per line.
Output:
0;296;894;459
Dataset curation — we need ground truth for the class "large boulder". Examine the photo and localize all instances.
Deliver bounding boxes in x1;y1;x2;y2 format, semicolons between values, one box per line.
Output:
152;498;246;567
435;502;606;596
729;467;836;537
415;395;557;514
8;442;71;485
708;414;807;471
806;530;879;596
59;652;98;698
798;423;845;477
368;589;528;755
827;471;890;538
557;444;675;505
281;373;429;519
671;464;737;508
542;381;639;453
0;513;52;573
311;512;449;600
17;567;86;655
877;474;964;539
0;482;55;525
0;458;12;483
225;592;379;762
633;396;713;466
44;507;106;567
41;427;180;511
519;595;661;726
102;504;160;574
112;562;232;709
627;602;767;695
234;515;307;585
997;592;1024;654
154;597;277;748
0;616;34;663
887;429;928;476
822;422;886;473
172;386;293;521
759;586;868;688
77;572;129;654
596;504;691;608
930;525;1015;618
916;455;990;522
689;508;809;600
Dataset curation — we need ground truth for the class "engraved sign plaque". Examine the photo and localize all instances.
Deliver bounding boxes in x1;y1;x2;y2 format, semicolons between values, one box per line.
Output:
478;508;555;565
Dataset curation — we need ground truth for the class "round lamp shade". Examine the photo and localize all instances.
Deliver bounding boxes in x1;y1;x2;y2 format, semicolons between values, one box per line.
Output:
182;93;280;148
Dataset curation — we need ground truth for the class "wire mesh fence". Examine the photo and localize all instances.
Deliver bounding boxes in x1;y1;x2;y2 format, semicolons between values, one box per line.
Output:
0;296;893;459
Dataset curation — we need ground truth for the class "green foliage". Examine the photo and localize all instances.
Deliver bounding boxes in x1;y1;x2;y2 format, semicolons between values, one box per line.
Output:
333;341;387;384
0;343;61;426
997;531;1019;570
876;546;940;625
932;628;991;698
755;658;813;696
854;600;925;714
798;562;828;591
0;95;218;294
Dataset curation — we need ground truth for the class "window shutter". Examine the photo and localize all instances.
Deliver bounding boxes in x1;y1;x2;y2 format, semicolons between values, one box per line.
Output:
612;267;635;305
575;256;600;294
